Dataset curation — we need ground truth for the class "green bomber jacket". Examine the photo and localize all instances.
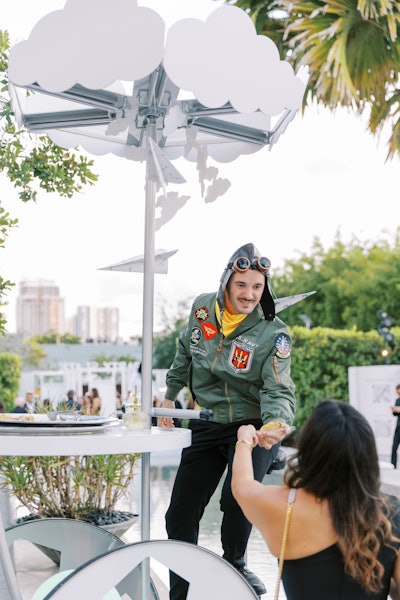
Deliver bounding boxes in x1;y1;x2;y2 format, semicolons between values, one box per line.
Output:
165;292;296;425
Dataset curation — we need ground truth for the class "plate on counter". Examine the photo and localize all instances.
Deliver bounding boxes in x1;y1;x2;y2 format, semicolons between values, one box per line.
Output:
0;413;120;432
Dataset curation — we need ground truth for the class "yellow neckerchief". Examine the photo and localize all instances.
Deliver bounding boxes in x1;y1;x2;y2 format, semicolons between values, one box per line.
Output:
215;298;247;337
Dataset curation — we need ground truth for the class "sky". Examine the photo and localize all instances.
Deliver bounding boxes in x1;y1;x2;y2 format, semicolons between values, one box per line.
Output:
1;0;399;340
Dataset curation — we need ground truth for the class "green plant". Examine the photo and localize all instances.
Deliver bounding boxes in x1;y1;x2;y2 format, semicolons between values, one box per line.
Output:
289;325;399;429
0;352;21;411
0;452;140;520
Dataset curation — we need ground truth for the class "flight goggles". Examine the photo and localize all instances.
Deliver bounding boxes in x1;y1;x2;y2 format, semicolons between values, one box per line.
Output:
229;256;271;273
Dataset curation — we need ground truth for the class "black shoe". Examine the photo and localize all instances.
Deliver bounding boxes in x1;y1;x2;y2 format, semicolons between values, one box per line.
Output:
267;448;286;474
236;566;267;596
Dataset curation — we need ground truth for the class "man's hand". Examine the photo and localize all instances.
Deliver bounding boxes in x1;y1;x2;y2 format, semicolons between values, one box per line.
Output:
256;423;292;450
157;398;175;428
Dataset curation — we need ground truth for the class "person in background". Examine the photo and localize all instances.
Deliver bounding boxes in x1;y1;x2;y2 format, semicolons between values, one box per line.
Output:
391;384;400;469
83;388;102;415
11;396;26;413
11;392;35;414
158;242;296;599
65;389;82;410
232;399;400;600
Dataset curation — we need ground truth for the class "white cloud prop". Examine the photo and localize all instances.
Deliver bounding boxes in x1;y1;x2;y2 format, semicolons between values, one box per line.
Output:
8;0;306;170
164;5;304;116
8;0;165;93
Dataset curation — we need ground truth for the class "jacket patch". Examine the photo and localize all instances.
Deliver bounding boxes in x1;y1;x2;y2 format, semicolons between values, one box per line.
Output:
194;306;209;322
229;341;254;373
190;327;202;346
274;333;291;358
201;322;218;340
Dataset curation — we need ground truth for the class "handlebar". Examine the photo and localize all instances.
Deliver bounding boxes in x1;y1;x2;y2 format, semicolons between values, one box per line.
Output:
151;408;213;421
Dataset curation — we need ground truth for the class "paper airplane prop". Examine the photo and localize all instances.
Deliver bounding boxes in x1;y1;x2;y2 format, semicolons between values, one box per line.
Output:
275;291;316;314
99;248;178;274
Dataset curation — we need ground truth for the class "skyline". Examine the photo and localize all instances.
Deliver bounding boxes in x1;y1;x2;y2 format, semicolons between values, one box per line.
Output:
2;0;400;339
15;279;122;341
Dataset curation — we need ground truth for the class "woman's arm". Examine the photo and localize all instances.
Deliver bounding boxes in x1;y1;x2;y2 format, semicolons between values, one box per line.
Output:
232;424;293;529
231;425;271;529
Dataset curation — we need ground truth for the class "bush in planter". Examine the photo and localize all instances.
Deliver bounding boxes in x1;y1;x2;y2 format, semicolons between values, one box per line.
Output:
0;452;140;565
0;452;140;522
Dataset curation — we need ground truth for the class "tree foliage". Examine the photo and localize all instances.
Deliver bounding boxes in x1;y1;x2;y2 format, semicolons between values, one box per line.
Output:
31;331;82;345
271;230;400;331
0;352;21;410
0;205;17;332
153;299;193;369
0;333;47;369
0;30;98;335
231;0;400;160
153;315;188;369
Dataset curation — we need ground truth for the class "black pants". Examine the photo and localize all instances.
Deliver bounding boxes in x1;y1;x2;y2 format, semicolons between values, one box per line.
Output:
165;420;278;600
391;426;400;468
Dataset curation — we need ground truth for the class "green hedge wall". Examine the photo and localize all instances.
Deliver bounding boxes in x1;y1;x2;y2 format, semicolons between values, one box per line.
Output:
289;326;399;430
0;352;22;411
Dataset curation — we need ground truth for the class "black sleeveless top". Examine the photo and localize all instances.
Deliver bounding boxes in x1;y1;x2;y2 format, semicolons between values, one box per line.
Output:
281;495;400;600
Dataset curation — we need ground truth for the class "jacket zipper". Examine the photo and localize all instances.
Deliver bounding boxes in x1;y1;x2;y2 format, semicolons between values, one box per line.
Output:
212;333;224;372
212;334;233;421
224;382;233;421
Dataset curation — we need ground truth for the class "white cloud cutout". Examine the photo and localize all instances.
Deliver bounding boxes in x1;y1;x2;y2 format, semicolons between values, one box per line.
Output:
164;5;304;115
8;1;306;167
155;192;190;230
8;0;165;93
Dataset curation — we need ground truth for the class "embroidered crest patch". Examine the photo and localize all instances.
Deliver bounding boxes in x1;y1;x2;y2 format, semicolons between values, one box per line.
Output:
194;306;209;322
229;341;254;373
190;327;202;346
274;333;291;359
201;322;218;340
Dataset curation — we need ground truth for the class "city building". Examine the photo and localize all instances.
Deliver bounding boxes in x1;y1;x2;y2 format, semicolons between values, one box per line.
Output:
72;306;120;342
16;280;120;342
96;307;119;342
16;279;65;337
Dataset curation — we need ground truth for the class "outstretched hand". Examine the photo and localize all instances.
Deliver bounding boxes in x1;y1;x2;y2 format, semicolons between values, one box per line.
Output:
256;424;292;450
236;423;292;450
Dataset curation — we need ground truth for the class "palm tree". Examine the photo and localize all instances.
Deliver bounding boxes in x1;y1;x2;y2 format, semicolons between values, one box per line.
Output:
231;0;400;160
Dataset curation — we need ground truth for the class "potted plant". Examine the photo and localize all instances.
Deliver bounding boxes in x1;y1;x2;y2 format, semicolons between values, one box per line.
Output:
0;450;140;562
0;451;138;518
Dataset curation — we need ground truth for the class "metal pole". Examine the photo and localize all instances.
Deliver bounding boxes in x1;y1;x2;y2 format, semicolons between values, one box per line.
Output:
0;503;23;600
140;115;157;599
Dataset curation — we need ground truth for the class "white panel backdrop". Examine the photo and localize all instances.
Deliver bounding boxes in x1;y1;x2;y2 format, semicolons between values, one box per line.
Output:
349;364;400;460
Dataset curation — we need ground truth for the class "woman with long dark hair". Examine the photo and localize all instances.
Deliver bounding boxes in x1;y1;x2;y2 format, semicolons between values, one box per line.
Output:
83;387;102;415
232;400;400;599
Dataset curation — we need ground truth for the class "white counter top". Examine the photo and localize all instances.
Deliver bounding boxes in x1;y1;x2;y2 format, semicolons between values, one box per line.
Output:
0;424;191;456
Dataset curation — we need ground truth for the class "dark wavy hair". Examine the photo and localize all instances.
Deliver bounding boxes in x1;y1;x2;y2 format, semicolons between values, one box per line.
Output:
284;399;399;593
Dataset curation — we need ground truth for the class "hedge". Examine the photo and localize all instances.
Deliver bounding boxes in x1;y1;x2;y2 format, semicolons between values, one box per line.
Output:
289;326;399;430
0;352;22;411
